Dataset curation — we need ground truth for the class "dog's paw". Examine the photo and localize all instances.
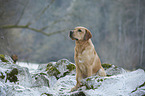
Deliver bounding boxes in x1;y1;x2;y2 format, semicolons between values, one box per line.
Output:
71;86;78;92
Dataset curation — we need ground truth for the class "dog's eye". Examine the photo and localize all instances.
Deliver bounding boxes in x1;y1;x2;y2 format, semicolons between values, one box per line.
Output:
78;29;82;32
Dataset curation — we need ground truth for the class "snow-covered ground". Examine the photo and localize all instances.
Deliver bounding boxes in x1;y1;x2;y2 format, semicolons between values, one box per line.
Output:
16;62;39;73
0;56;145;96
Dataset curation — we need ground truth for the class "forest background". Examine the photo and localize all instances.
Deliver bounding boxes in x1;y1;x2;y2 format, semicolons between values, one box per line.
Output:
0;0;145;70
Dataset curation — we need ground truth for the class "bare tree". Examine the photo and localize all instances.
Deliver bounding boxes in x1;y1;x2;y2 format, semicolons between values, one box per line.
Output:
0;0;69;37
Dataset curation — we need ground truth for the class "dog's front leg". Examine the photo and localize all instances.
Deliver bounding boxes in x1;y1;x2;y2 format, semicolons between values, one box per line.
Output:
87;66;92;77
71;67;83;91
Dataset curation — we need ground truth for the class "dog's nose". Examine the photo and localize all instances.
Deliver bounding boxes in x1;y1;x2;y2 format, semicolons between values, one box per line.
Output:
70;30;73;34
70;31;73;37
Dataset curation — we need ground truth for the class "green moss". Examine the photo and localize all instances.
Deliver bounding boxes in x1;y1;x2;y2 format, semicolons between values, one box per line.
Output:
39;73;47;76
5;68;18;83
98;85;101;87
91;85;94;89
32;72;48;79
0;54;5;58
104;78;107;80
46;66;60;79
0;72;5;79
86;78;92;81
11;68;18;75
107;74;112;77
0;54;9;62
95;76;98;79
97;79;104;82
102;63;112;68
47;63;53;68
46;60;76;79
62;71;69;77
66;64;76;71
41;93;53;96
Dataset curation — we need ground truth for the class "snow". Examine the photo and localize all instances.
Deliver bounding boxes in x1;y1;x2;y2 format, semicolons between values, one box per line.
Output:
0;58;145;96
84;69;145;96
16;62;39;73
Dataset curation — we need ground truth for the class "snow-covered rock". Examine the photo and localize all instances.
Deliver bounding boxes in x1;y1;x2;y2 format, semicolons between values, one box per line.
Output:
0;55;145;96
82;69;145;96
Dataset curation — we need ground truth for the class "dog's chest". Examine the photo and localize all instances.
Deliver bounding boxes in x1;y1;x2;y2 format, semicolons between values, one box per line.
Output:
75;48;94;65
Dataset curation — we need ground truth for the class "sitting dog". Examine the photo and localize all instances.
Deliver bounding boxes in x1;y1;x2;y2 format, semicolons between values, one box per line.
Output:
69;26;106;91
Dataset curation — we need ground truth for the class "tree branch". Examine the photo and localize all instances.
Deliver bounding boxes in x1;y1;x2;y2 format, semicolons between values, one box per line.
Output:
35;0;55;21
40;18;69;31
0;25;68;36
16;0;29;25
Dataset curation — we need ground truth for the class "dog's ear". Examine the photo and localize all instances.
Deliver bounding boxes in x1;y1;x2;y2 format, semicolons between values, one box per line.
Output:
84;29;92;40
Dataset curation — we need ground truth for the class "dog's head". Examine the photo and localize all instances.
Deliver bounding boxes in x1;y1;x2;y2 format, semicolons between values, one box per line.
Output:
69;27;92;41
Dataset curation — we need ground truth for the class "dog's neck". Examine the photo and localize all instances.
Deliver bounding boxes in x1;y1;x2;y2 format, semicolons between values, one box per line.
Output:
75;39;91;46
75;39;92;53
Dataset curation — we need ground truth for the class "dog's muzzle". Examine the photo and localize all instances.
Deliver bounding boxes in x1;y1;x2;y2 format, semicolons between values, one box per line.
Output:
70;31;78;40
69;31;73;38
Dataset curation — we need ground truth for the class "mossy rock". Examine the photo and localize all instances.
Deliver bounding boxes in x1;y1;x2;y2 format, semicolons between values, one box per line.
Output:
46;66;60;79
55;59;76;78
131;82;145;93
0;54;5;59
46;59;76;79
32;73;50;87
32;72;47;79
82;76;107;90
0;54;9;62
103;64;126;76
47;63;53;68
55;59;68;68
5;68;19;83
101;63;112;69
66;64;76;71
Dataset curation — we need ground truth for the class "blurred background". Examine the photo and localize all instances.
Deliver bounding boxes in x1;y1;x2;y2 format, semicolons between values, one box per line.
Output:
0;0;145;70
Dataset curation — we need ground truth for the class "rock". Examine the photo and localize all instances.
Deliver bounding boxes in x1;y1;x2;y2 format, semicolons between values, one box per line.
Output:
102;63;126;76
0;55;33;87
82;69;145;96
46;66;60;79
102;63;113;69
131;82;145;93
0;57;145;96
70;91;86;96
0;56;19;83
66;63;76;72
52;75;76;95
81;76;107;90
0;54;9;63
34;59;76;88
32;72;50;87
5;68;19;83
0;54;15;65
45;59;76;79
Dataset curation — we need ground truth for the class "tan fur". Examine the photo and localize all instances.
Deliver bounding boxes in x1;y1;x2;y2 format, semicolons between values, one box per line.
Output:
70;27;106;91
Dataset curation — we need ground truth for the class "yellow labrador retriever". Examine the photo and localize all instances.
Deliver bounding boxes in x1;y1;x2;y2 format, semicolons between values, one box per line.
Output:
69;26;106;91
